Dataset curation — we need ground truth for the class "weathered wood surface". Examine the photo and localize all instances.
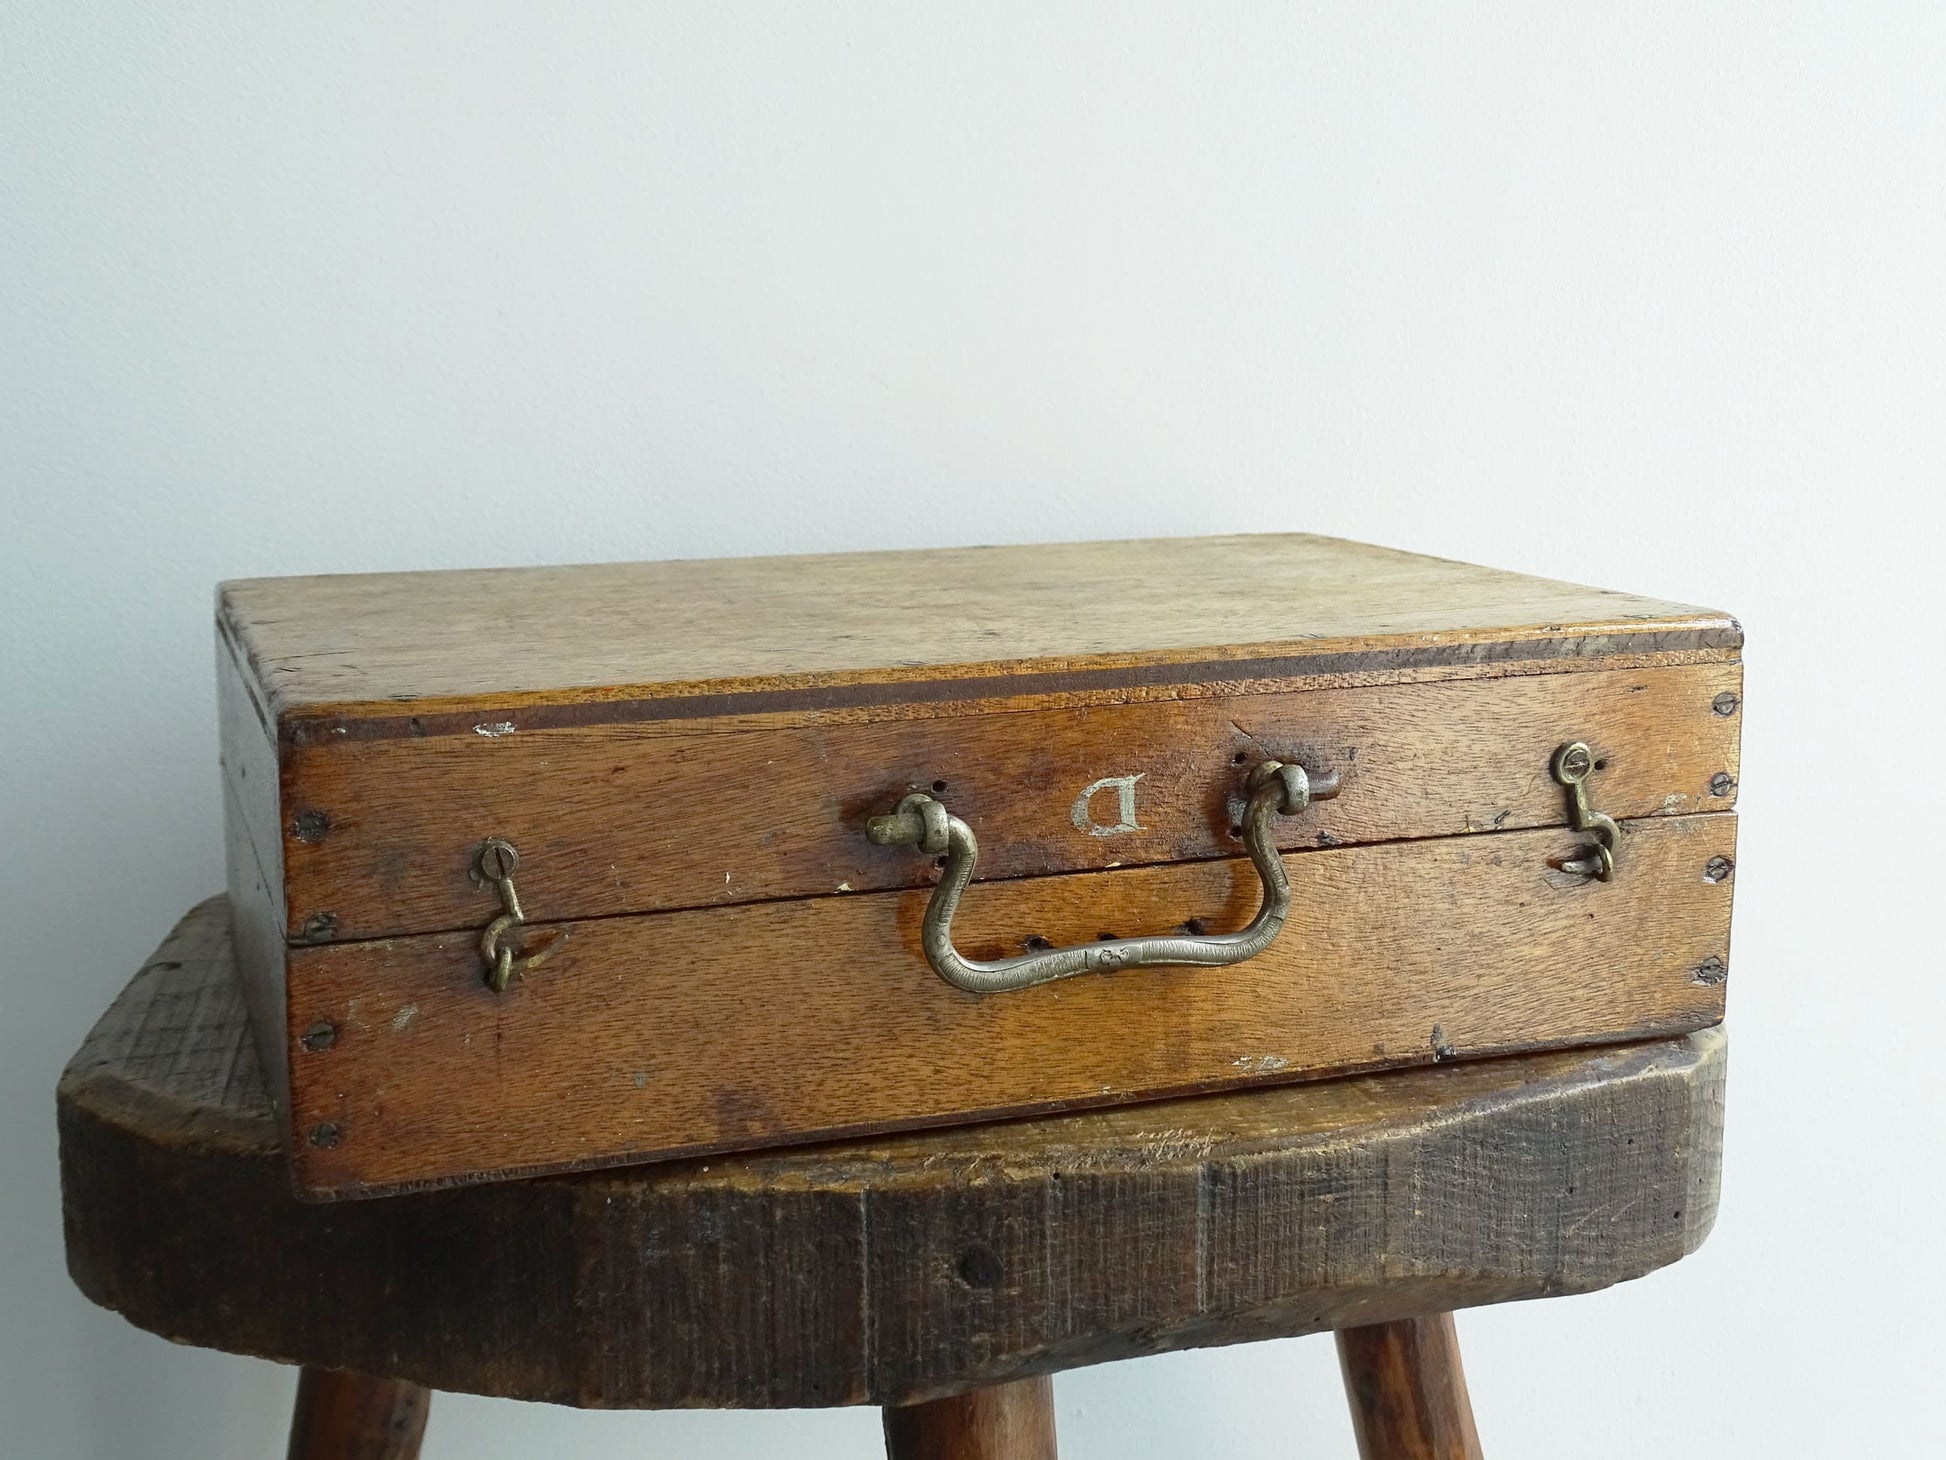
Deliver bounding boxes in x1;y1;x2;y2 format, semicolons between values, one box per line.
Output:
267;659;1742;942
285;812;1734;1197
218;533;1738;728
62;899;1727;1408
882;1378;1058;1460
1337;1315;1484;1460
286;1370;430;1460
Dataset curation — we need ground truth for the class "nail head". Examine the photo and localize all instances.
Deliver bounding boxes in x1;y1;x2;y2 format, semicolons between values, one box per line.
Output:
300;1020;338;1052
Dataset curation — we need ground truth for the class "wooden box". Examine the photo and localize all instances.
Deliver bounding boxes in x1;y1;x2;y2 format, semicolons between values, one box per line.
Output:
218;534;1741;1199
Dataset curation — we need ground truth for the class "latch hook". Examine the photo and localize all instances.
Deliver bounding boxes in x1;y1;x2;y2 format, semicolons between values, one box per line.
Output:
1551;742;1620;881
475;838;565;991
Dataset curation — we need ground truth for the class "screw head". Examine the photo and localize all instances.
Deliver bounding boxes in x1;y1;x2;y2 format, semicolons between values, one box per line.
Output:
1712;691;1740;717
1555;742;1594;782
477;837;520;882
1704;856;1734;884
1709;772;1736;798
298;911;338;943
308;1122;343;1149
300;1020;338;1052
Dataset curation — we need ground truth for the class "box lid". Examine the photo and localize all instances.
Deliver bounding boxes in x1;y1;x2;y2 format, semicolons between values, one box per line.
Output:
219;533;1737;737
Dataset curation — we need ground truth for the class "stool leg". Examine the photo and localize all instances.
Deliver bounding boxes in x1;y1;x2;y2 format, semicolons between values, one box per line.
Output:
1335;1313;1483;1460
286;1368;432;1460
882;1375;1058;1460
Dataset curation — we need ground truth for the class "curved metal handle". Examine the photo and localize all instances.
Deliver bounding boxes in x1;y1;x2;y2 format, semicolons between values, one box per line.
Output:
865;761;1339;994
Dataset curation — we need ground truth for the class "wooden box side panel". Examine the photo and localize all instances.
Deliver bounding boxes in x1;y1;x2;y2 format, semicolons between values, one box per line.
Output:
276;660;1744;943
283;812;1735;1198
217;626;294;1132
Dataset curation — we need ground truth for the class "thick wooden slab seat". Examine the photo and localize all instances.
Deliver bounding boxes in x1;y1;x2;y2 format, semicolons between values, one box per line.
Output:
62;898;1725;1421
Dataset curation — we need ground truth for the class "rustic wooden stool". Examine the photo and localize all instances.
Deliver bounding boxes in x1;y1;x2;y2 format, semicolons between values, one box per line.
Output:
60;900;1725;1459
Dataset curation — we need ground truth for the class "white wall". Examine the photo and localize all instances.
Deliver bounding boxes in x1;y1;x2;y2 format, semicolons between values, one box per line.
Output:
4;6;1941;1456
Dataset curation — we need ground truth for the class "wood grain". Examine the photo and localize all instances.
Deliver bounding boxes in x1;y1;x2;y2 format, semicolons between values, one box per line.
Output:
1338;1315;1484;1460
218;533;1738;728
270;660;1742;942
279;811;1732;1197
227;775;292;1139
212;534;1744;1202
59;898;1728;1408
882;1378;1058;1460
217;623;284;933
286;1370;430;1460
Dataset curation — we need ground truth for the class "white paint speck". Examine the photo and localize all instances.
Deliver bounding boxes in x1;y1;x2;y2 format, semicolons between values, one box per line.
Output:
390;1003;418;1031
473;721;517;738
836;882;853;892
1233;1054;1290;1074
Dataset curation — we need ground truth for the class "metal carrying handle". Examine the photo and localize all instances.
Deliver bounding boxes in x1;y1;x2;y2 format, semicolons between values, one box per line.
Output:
866;760;1340;994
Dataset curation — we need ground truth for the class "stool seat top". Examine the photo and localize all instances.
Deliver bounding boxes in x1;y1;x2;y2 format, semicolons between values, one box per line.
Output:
60;898;1724;1409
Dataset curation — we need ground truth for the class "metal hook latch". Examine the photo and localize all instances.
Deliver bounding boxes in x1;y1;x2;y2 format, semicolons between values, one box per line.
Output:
474;838;565;991
1551;742;1620;881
